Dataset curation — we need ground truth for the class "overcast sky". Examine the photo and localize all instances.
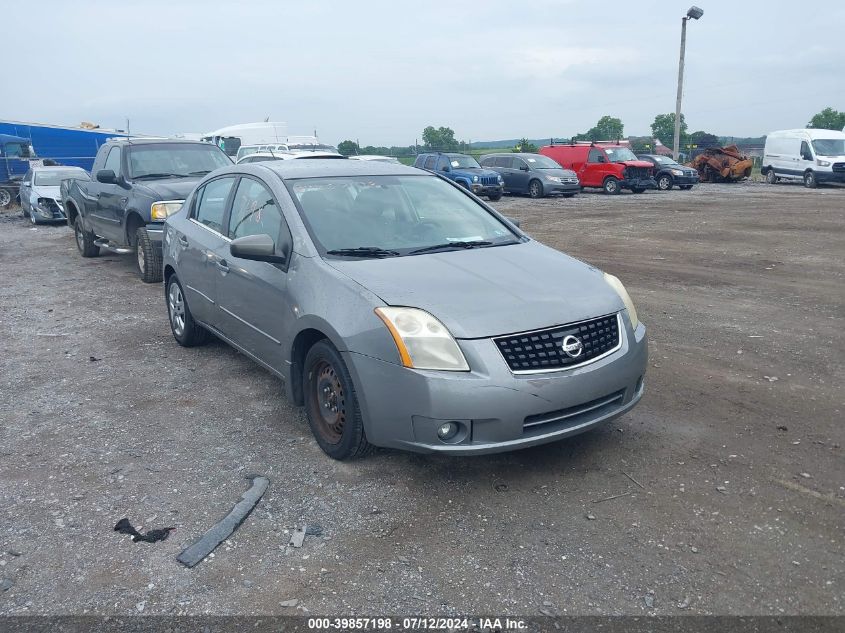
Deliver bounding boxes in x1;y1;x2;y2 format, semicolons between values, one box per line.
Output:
6;1;844;145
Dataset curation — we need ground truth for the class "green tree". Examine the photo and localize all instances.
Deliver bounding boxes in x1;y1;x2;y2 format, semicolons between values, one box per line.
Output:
513;138;538;153
337;140;359;156
422;126;460;151
688;131;719;148
807;107;845;130
573;115;624;142
651;113;687;147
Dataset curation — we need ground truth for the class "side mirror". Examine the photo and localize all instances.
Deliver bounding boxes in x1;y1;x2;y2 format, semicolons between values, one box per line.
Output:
96;169;117;184
597;156;607;163
505;216;521;228
230;234;288;264
520;164;530;172
441;165;451;172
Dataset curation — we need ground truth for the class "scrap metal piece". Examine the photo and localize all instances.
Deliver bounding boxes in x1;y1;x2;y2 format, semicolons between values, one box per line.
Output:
688;145;754;183
289;525;306;548
176;476;269;568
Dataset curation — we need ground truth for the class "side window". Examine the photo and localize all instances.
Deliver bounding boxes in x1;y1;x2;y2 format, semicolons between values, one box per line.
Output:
228;178;284;245
800;141;813;161
588;149;605;163
437;156;451;171
423;156;436;170
194;177;235;233
104;147;122;174
23;170;32;184
502;157;517;169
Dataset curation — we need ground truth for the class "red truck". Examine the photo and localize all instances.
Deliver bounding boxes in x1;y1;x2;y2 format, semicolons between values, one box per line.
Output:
540;142;657;194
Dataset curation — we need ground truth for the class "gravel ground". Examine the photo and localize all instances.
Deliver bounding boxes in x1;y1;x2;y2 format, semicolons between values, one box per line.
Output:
0;180;842;617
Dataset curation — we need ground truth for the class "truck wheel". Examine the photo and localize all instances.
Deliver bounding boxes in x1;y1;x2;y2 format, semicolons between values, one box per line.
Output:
657;174;673;190
304;339;374;460
631;188;646;194
488;191;502;201
136;226;163;283
527;180;544;199
74;216;100;257
603;177;621;195
166;275;209;347
765;169;778;184
803;171;817;189
0;188;11;209
679;185;693;190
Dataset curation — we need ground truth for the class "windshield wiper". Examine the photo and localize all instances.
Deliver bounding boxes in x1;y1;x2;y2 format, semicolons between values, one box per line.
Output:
184;170;212;176
326;247;400;258
133;172;183;180
409;240;493;254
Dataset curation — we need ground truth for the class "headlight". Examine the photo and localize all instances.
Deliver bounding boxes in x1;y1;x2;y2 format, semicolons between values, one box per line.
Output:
375;307;469;371
472;175;479;183
671;169;684;176
546;176;562;183
498;175;504;183
151;200;184;221
817;160;831;167
603;273;639;330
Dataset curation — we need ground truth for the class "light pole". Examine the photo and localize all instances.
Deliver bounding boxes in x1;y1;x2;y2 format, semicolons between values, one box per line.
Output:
673;5;703;161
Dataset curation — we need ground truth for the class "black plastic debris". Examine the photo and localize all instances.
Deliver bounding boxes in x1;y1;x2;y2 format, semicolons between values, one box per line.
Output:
114;518;175;543
177;476;269;568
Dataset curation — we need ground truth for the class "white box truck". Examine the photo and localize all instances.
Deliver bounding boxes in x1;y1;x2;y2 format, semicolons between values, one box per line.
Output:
763;128;845;188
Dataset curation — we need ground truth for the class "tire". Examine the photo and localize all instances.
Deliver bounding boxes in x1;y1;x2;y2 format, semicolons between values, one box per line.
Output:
562;193;576;198
631;188;646;194
804;171;817;189
30;211;38;225
22;205;30;218
0;188;11;209
487;191;502;201
135;226;163;283
527;180;544;199
657;174;673;191
679;185;693;190
74;215;100;257
303;339;374;460
765;169;778;184
166;275;209;347
603;177;621;195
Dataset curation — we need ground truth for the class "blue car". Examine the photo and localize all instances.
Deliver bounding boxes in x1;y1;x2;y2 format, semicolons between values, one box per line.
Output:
414;152;504;200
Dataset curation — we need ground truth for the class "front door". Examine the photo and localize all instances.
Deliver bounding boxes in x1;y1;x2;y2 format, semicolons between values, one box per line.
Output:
214;176;294;371
582;148;608;187
509;157;531;192
91;146;124;240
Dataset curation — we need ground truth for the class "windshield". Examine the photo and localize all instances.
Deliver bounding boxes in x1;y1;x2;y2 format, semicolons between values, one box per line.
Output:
237;147;260;159
3;142;34;158
289;144;338;153
523;155;562;169
650;155;680;166
288;175;519;256
447;154;480;169
603;147;638;162
812;139;845;156
127;144;231;179
34;169;89;185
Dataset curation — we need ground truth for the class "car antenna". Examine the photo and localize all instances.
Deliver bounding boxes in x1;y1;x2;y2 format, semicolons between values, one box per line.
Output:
126;117;131;145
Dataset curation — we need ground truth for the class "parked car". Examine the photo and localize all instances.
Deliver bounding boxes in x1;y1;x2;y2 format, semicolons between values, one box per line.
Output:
480;152;580;198
236;151;345;164
635;154;699;191
163;159;647;460
413;152;504;200
62;138;231;282
763;129;845;188
20;166;89;224
349;155;400;164
235;143;291;161
540;143;656;194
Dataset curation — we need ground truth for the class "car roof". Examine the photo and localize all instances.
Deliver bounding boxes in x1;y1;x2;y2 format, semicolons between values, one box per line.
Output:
31;165;87;171
253;158;423;179
107;138;210;147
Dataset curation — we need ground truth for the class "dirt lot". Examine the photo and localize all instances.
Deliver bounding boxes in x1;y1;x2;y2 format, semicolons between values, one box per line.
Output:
0;181;842;617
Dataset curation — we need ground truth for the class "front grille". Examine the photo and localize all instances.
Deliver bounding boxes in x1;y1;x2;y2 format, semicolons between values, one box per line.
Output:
39;198;65;219
493;313;621;373
480;176;499;186
833;162;845;173
562;177;579;184
523;389;626;433
624;166;650;179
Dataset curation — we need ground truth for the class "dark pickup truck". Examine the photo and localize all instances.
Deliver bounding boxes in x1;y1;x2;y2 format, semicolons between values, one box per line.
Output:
62;138;231;282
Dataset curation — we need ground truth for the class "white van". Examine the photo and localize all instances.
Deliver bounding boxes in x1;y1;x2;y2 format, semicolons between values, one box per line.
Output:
763;129;845;188
202;122;288;158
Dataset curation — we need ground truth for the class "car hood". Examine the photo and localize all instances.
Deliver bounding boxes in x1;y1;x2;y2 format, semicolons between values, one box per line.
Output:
32;185;61;199
133;177;203;200
454;167;499;178
326;241;623;339
618;160;656;169
538;168;578;178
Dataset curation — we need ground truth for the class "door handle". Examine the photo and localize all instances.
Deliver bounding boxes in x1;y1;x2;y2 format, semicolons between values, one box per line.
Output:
96;192;101;198
216;259;230;274
178;235;189;247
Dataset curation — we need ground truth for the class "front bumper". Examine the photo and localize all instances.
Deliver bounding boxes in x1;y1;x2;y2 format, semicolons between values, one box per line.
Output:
815;171;845;184
621;178;657;190
33;199;67;222
671;174;699;186
344;314;647;455
545;182;581;195
471;183;504;197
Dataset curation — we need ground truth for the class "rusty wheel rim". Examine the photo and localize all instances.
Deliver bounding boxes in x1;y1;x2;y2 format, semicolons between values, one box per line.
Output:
310;360;345;444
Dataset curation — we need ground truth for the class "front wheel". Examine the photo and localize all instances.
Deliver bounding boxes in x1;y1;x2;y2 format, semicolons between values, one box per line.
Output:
487;191;502;201
74;216;100;257
631;188;646;194
166;275;209;347
804;171;817;189
527;180;544;199
765;169;778;184
135;226;163;283
657;174;673;191
679;185;693;190
304;340;373;460
603;177;621;195
0;188;12;209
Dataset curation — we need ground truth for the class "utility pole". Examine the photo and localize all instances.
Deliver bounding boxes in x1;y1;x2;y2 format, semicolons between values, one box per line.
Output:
674;6;703;161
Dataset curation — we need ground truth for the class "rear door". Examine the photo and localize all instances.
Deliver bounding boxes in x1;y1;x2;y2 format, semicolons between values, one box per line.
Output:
91;146;124;240
175;176;237;326
214;176;294;370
